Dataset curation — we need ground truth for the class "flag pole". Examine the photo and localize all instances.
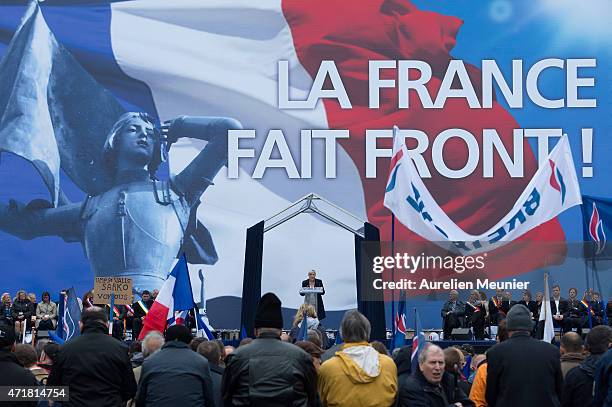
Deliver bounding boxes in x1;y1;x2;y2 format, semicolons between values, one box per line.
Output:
109;293;115;336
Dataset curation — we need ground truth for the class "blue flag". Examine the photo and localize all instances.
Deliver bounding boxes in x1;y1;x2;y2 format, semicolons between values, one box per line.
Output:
392;291;407;350
297;311;308;341
410;308;426;374
582;196;612;260
240;325;248;340
54;287;80;342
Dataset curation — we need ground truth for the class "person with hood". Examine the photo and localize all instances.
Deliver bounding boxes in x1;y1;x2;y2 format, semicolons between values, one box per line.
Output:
397;343;474;407
562;325;612;407
318;309;397;407
222;293;318;407
47;306;137;406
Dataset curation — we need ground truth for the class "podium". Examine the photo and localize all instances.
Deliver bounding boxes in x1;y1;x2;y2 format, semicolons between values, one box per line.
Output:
300;287;323;311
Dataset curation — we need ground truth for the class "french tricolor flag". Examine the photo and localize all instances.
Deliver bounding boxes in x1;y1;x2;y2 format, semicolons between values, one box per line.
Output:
138;255;198;340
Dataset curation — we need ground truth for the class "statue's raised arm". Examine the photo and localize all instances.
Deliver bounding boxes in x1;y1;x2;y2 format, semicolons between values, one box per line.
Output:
163;116;242;207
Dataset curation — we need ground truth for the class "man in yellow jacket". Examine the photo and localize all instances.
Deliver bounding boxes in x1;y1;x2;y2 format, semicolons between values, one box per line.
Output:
318;310;397;407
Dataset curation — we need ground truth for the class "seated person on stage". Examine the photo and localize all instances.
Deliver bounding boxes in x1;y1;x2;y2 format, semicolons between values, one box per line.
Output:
488;289;507;325
132;290;154;340
36;291;57;331
301;270;326;321
504;291;516;310
441;290;464;340
565;287;586;335
12;290;34;336
589;292;605;327
517;289;537;320
551;284;568;331
464;290;486;340
105;304;126;340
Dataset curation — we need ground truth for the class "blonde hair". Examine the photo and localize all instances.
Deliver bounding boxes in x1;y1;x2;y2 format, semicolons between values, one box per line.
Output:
293;303;317;327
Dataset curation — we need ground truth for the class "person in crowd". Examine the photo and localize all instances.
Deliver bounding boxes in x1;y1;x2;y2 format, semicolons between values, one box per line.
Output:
151;289;159;300
589;292;604;327
213;339;226;366
37;341;60;375
81;290;94;310
560;332;585;378
14;343;48;383
468;354;486;384
393;345;413;384
295;340;324;371
489;289;507;325
132;290;154;340
318;309;397;407
47;306;137;406
485;304;563;407
562;325;612;407
301;269;326;321
370;340;389;356
132;331;164;382
565;287;587;335
281;332;291;342
594;346;612;407
443;346;471;395
198;340;225;407
552;284;569;331
35;291;57;331
222;293;317;407
465;289;486;340
136;325;214;406
0;292;13;325
190;336;208;352
238;337;253;347
290;303;328;348
224;345;235;359
0;323;38;406
12;290;33;336
441;290;465;339
473;320;507;407
398;343;473;407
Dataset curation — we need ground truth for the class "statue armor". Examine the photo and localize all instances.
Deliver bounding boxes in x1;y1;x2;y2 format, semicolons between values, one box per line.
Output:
81;179;189;292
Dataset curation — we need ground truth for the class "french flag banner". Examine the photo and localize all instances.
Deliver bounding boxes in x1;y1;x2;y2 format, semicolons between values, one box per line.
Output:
384;132;582;255
138;255;197;340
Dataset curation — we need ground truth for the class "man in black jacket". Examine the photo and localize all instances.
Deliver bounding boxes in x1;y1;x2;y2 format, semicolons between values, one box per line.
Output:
441;290;465;340
47;307;137;407
131;290;154;341
0;323;38;407
551;284;569;331
397;343;474;407
136;325;215;406
562;325;612;407
222;292;318;407
486;304;563;407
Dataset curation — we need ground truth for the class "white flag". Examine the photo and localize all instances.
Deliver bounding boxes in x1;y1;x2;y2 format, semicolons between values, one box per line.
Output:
539;273;555;343
384;132;582;254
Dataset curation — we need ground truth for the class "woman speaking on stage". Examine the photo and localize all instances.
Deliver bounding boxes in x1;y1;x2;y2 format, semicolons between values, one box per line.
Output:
301;270;326;321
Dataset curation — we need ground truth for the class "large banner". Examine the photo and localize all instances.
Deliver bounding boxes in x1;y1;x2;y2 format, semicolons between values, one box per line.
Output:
0;0;609;328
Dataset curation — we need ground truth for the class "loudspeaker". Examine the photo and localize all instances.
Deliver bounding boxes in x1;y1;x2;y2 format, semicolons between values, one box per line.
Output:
451;328;472;340
36;330;49;339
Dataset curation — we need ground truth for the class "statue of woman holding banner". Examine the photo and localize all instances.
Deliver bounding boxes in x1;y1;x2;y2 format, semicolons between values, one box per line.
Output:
0;4;241;294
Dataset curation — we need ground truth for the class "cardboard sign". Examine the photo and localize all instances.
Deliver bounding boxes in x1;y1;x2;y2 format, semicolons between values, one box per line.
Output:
93;277;133;305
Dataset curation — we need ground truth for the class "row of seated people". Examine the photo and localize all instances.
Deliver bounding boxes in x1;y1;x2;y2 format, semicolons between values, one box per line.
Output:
441;286;610;340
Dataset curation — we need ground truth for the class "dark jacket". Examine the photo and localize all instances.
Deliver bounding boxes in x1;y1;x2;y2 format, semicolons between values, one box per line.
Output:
561;352;586;378
47;323;136;407
301;279;326;320
12;298;33;321
552;297;569;316
0;304;12;324
394;345;413;383
562;354;603;407
397;367;474;407
211;364;225;407
222;331;318;407
136;341;215;406
486;331;563;407
594;348;612;407
0;350;39;407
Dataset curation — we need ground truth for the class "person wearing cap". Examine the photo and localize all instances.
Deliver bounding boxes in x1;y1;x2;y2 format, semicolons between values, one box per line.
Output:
221;292;318;407
0;323;39;404
47;306;137;406
485;304;563;407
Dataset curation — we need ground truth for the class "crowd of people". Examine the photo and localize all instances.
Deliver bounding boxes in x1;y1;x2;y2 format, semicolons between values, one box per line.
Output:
441;286;611;340
1;290;611;407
